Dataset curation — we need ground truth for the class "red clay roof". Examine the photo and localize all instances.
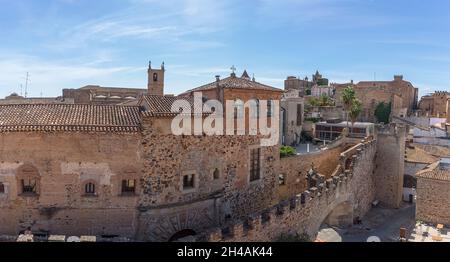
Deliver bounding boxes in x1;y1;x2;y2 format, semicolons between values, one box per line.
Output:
141;95;206;117
181;75;283;95
0;104;141;133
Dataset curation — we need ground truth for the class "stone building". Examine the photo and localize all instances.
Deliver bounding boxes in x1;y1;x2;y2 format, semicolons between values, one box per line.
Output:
418;91;450;118
280;90;304;146
284;71;329;97
416;160;450;226
0;93;74;105
0;64;284;242
334;75;419;122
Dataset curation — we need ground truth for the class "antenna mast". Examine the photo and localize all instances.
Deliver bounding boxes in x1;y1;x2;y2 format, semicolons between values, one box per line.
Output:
24;72;30;98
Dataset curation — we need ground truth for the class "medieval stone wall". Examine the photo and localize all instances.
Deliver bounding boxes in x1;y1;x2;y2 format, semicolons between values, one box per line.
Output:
278;139;347;201
137;117;280;241
374;125;406;208
198;138;377;242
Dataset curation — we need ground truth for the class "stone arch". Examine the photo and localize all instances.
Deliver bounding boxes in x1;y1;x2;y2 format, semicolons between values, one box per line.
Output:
168;229;197;242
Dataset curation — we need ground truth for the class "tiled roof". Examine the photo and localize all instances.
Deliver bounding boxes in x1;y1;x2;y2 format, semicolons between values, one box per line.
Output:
181;75;283;95
405;146;440;164
417;162;450;181
0;104;141;133
141;95;206;117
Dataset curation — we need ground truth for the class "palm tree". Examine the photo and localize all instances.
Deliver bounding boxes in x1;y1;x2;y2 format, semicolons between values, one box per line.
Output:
342;86;356;128
349;99;363;134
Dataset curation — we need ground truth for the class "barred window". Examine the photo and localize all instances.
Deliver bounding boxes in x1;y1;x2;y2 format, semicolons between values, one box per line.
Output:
250;148;261;182
22;179;37;194
85;182;96;195
122;179;136;194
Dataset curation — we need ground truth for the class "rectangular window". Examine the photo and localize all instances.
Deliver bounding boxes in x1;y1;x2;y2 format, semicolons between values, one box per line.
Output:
22;179;37;194
122;179;136;194
250;148;261;182
267;100;273;117
183;174;195;190
0;182;4;194
297;104;303;126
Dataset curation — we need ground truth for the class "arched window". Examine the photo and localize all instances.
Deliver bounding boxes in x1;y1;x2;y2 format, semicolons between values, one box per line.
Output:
254;99;260;118
17;164;40;196
234;99;244;118
84;182;96;195
0;182;5;194
153;73;158;82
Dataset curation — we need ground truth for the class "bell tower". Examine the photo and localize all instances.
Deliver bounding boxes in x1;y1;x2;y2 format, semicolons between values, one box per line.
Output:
148;61;165;96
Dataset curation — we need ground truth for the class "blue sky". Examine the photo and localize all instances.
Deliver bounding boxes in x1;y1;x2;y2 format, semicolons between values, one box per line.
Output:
0;0;450;98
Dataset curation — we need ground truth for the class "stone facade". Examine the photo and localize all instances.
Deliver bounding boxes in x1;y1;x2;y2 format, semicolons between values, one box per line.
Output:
280;91;304;146
62;86;147;105
418;91;450;118
278;137;348;200
198;138;377;242
0;132;142;237
416;162;450;226
334;75;419;122
374;124;406;208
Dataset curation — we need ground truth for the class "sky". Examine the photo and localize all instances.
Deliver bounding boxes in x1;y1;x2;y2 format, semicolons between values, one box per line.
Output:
0;0;450;98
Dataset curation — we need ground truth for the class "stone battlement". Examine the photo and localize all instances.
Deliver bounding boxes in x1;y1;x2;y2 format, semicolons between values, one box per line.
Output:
197;138;377;242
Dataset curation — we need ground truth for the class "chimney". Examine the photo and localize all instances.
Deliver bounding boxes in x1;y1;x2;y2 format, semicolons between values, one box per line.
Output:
394;75;403;81
215;75;220;82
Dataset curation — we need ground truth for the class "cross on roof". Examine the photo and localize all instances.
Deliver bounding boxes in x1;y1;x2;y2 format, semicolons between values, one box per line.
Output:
230;65;236;74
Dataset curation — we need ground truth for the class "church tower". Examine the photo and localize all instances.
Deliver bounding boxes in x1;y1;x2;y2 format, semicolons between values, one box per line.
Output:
148;61;165;96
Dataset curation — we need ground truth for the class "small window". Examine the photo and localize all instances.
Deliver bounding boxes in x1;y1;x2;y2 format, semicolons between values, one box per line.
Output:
85;182;96;195
153;73;158;82
0;182;4;194
213;169;220;180
279;174;286;186
267;100;273;117
234;100;244;118
183;174;195;190
296;104;303;126
122;179;136;194
22;179;37;194
250;148;261;182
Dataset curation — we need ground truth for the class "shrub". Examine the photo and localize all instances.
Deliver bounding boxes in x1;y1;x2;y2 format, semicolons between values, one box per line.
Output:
280;146;296;158
276;233;311;242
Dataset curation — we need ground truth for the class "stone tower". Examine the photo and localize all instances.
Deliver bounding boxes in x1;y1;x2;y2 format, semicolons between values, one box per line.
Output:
148;61;165;96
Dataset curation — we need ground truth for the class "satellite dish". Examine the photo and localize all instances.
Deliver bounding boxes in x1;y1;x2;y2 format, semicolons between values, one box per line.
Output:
67;236;81;242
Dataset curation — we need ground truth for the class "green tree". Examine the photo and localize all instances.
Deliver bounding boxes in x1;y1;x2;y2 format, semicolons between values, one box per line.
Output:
342;86;356;127
349;99;363;133
374;102;392;123
319;94;334;106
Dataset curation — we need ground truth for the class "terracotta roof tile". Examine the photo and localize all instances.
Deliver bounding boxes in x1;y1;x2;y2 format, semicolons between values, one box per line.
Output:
141;95;207;117
181;75;283;95
0;104;141;133
417;162;450;181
